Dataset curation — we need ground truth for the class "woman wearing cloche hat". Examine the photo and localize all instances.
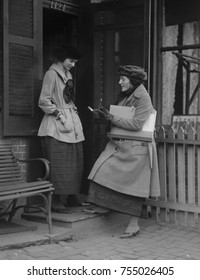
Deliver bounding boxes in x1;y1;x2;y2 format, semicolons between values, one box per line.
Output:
87;65;160;238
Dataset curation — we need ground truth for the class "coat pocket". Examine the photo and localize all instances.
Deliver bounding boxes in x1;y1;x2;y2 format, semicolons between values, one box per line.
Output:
54;119;73;133
131;142;148;155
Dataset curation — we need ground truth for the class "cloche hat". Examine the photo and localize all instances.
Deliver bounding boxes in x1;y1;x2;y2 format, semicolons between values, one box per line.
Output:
52;44;81;62
117;65;147;82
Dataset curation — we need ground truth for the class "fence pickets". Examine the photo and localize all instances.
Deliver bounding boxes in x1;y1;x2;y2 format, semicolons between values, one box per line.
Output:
177;127;186;225
144;123;200;228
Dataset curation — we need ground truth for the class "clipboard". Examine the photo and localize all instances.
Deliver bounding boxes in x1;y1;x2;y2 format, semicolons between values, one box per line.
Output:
107;105;156;142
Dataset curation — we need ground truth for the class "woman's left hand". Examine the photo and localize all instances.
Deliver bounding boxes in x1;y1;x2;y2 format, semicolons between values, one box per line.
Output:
99;107;113;121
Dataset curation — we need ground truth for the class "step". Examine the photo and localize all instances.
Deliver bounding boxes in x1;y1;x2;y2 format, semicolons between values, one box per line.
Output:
0;219;73;251
21;206;131;239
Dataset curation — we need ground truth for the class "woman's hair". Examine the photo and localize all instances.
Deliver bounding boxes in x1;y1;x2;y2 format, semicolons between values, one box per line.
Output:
52;45;81;62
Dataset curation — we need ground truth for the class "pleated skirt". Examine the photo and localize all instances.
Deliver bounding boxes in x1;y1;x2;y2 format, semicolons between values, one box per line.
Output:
41;136;83;195
87;181;144;216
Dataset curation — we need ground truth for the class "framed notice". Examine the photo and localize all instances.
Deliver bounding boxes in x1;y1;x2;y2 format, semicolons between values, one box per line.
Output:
172;115;200;131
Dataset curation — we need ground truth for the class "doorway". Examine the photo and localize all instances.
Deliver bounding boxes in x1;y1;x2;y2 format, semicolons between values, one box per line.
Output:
43;8;77;74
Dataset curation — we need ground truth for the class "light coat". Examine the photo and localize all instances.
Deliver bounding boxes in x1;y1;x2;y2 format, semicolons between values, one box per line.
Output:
38;64;84;143
88;84;160;198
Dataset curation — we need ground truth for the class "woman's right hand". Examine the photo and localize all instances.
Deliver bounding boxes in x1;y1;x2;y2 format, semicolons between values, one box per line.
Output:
59;114;67;125
58;115;73;132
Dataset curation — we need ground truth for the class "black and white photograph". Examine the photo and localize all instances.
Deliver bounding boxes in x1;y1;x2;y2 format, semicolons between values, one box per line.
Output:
0;0;200;279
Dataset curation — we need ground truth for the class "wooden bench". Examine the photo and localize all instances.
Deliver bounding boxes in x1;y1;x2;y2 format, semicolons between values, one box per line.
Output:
0;142;54;233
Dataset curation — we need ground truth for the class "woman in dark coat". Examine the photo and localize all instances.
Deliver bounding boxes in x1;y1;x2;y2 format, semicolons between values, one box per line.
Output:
87;65;160;238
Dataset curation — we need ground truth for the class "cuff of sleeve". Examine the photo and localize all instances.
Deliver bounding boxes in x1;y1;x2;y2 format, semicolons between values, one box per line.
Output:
52;109;60;117
111;115;121;124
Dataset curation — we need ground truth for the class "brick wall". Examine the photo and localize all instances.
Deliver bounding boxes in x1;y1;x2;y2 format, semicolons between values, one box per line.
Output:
0;136;29;218
0;136;28;179
10;137;28;179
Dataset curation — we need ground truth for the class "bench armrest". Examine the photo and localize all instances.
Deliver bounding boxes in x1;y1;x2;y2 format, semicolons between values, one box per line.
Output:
12;151;50;181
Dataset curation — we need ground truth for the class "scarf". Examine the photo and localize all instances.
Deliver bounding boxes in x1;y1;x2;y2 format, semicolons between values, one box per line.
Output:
115;85;137;105
63;79;75;104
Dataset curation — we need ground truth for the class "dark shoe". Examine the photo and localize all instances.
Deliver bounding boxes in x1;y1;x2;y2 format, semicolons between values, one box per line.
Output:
83;208;99;214
83;206;109;215
67;195;82;207
51;201;71;213
81;202;91;206
51;207;72;214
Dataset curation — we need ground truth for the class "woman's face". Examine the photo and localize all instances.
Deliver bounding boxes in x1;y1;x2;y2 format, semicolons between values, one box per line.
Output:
119;76;132;92
62;58;77;71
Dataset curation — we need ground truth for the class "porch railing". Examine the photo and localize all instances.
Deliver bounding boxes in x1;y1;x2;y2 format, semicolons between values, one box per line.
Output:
143;123;200;228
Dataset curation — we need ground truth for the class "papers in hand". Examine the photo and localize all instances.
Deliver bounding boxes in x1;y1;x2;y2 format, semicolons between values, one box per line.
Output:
88;106;104;118
108;105;157;141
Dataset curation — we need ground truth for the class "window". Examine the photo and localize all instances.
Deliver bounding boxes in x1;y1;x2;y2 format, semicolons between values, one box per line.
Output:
160;0;200;125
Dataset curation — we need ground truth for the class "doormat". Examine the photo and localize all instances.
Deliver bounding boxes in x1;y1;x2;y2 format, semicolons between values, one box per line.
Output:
0;219;37;235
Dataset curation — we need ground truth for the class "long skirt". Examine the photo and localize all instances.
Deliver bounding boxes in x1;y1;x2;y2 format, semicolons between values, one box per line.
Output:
41;136;83;195
87;181;144;216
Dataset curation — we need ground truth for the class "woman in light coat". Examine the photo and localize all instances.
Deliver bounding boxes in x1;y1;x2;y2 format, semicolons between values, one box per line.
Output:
87;65;160;238
38;45;84;212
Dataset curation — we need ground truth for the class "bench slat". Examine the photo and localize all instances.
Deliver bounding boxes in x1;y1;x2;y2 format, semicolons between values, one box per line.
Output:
0;187;54;201
0;170;20;174
0;172;22;176
0;154;13;158
0;178;24;184
0;166;20;171
0;183;54;193
0;180;52;192
0;184;54;196
0;159;18;163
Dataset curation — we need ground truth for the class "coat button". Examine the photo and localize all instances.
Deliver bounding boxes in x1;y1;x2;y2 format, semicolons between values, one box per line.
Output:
115;146;118;151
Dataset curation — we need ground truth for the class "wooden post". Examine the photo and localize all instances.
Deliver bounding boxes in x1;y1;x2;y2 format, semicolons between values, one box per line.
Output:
167;126;176;224
186;125;196;227
157;126;168;222
176;127;186;225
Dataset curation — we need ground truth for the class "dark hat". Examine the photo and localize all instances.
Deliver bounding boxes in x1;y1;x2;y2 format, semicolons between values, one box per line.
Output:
52;44;81;61
117;65;147;82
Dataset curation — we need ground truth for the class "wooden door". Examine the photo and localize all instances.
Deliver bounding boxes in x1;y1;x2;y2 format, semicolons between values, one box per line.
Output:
93;0;149;109
3;0;43;136
91;0;150;169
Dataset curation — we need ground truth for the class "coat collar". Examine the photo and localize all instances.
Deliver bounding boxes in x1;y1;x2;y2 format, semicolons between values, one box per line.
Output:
126;84;147;102
131;84;147;99
49;63;72;84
